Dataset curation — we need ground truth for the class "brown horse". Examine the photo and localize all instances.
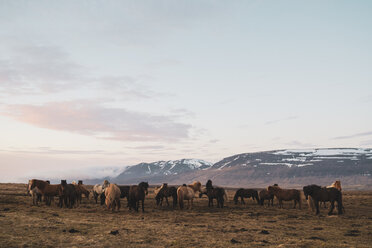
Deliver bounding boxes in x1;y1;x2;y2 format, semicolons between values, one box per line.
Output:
60;180;78;208
155;183;178;208
200;180;226;208
105;184;121;211
303;184;343;215
72;183;90;205
259;189;274;206
177;181;202;209
233;188;259;205
29;179;61;206
267;185;301;209
129;182;149;212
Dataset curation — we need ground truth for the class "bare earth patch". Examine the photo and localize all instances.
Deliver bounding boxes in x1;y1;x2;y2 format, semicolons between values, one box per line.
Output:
0;183;371;247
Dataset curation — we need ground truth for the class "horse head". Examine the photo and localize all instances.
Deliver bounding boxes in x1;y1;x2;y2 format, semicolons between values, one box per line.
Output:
139;182;149;195
206;180;213;190
61;180;67;185
190;181;202;193
78;180;83;185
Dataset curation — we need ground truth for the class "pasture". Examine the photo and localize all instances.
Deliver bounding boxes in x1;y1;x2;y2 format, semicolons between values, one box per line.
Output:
0;183;371;248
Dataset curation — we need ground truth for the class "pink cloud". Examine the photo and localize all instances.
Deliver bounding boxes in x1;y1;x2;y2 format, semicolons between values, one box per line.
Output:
3;101;191;141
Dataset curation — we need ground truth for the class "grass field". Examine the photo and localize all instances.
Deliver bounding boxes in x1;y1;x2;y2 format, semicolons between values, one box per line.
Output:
0;183;371;248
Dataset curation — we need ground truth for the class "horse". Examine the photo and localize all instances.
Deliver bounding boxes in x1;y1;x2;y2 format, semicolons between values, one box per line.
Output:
29;179;61;206
320;180;342;208
27;179;42;205
129;182;149;212
177;181;202;210
327;180;342;191
118;185;130;206
59;180;78;208
233;188;259;205
267;185;301;209
199;180;226;208
72;183;90;205
93;180;110;205
105;183;121;211
155;183;178;208
303;184;343;215
259;189;274;207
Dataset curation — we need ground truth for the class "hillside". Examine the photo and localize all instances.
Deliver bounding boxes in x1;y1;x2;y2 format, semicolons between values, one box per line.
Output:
88;148;372;189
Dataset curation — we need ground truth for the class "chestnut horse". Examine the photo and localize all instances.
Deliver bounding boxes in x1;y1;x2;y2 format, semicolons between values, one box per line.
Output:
29;179;61;206
259;189;274;207
267;185;301;209
129;182;149;212
177;181;202;209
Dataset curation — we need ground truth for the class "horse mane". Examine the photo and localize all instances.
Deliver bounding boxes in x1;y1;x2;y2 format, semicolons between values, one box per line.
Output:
328;180;342;191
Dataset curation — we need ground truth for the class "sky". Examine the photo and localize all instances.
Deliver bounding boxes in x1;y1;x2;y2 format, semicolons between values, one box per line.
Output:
0;0;371;182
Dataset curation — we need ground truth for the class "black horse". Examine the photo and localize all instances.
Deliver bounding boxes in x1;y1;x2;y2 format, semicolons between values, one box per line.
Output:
200;180;225;208
118;185;130;206
128;182;149;212
155;183;178;208
303;184;343;215
233;188;259;205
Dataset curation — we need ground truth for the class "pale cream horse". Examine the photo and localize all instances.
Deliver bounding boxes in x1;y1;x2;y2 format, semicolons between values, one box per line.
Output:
327;180;342;191
177;181;202;209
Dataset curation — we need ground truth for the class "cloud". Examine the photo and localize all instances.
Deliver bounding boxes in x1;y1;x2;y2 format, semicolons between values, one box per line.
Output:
265;116;298;125
0;147;120;156
333;131;372;140
0;45;86;94
2;100;191;142
0;45;163;100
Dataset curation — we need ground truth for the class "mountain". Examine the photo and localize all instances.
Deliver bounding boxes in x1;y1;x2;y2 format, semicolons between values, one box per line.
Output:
202;148;372;189
87;148;372;189
113;159;212;184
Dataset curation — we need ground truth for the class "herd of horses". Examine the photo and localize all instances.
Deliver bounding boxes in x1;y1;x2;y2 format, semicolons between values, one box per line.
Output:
27;178;344;215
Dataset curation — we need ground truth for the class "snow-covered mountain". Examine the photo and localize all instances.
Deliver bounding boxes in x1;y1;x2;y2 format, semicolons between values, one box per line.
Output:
114;159;212;184
212;148;372;172
86;148;371;189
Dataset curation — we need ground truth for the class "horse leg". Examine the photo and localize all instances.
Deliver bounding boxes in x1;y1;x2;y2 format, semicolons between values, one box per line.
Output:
315;200;320;215
142;199;145;213
165;197;169;207
190;199;193;210
328;200;335;215
279;199;283;209
293;200;297;209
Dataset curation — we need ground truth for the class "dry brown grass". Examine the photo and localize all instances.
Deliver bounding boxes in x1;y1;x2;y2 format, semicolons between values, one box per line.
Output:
0;183;371;247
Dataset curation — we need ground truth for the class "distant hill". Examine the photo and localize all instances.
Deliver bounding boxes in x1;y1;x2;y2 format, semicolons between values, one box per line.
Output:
86;148;372;189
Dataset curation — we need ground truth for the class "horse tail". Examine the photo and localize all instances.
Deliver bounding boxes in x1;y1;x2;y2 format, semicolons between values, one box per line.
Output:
177;188;184;209
307;195;315;212
298;190;302;209
223;189;228;203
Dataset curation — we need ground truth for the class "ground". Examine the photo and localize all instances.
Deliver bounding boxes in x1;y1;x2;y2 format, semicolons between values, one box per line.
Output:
0;183;371;248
